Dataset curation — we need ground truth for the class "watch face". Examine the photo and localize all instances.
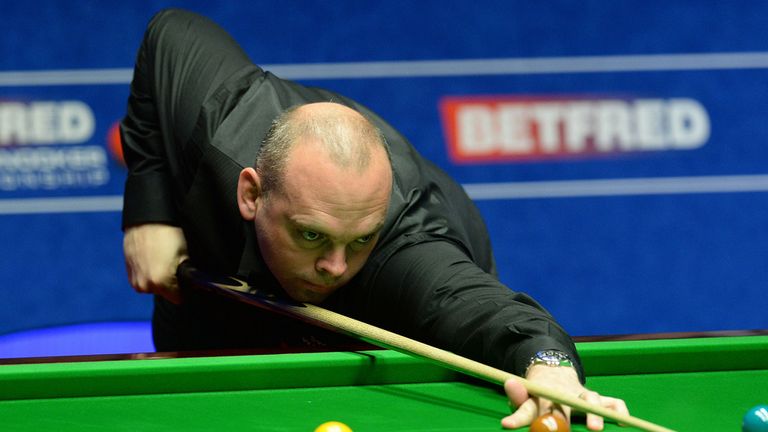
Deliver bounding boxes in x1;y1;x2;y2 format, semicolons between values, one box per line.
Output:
540;353;559;364
535;351;572;367
526;350;573;376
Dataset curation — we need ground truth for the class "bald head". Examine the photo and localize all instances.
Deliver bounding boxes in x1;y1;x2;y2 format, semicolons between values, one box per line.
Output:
238;102;393;301
256;102;391;196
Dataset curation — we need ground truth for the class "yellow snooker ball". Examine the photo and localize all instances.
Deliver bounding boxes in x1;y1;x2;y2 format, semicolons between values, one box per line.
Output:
314;421;352;432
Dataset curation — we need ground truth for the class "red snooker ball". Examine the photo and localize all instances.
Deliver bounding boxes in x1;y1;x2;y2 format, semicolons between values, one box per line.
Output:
530;413;570;432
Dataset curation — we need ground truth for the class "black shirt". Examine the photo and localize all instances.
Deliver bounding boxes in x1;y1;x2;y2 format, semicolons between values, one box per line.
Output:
121;8;582;379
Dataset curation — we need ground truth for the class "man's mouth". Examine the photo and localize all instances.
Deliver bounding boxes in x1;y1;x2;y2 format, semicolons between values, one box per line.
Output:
303;280;336;292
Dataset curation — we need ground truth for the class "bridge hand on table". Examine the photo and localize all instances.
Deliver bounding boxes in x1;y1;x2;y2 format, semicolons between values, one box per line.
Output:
501;364;630;430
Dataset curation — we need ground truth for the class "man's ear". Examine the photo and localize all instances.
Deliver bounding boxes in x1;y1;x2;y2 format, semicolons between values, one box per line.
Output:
237;167;262;221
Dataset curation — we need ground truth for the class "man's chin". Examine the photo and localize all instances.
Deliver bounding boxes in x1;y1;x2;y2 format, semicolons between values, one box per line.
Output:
293;290;330;304
284;284;333;304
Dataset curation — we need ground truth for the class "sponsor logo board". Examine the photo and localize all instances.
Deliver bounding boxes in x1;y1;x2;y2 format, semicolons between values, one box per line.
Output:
439;95;710;163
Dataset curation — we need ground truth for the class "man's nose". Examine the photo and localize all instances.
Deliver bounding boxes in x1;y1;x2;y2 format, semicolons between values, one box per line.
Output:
316;246;347;278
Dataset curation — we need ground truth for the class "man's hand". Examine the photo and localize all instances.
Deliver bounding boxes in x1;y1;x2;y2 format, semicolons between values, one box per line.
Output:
123;223;189;304
501;364;629;430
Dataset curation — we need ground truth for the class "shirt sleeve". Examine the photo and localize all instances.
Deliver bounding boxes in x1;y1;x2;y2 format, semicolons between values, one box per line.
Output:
120;8;256;229
350;239;585;381
120;11;177;227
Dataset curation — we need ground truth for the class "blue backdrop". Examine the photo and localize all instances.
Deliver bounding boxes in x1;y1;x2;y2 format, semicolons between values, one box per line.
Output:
1;1;766;357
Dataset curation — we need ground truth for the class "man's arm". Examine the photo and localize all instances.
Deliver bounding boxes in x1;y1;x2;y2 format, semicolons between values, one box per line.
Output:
356;240;581;377
120;11;188;300
346;240;627;429
120;9;258;298
121;8;256;228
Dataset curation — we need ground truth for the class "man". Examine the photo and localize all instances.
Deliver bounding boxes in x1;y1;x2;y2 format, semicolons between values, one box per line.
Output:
121;9;627;429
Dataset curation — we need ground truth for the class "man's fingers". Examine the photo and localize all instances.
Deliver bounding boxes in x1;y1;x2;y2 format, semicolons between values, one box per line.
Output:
575;391;630;431
501;398;538;429
125;260;180;301
580;391;605;430
503;378;530;408
123;223;189;298
594;396;629;430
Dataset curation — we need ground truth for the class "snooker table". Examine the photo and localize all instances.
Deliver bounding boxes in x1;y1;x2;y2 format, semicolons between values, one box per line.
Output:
0;334;766;431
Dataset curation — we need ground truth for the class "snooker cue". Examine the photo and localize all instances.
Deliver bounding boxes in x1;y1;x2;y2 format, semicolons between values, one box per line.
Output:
178;263;675;432
277;303;673;432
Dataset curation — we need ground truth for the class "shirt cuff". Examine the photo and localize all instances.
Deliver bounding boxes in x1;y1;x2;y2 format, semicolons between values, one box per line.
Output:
122;172;179;229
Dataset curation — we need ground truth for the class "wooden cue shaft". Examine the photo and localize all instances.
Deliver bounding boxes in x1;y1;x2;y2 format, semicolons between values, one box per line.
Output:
282;302;676;432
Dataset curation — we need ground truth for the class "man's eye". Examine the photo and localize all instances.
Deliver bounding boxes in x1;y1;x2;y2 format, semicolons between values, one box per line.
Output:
301;231;321;241
356;234;374;244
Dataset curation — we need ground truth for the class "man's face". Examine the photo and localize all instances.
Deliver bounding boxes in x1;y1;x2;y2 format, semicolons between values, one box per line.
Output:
251;139;392;303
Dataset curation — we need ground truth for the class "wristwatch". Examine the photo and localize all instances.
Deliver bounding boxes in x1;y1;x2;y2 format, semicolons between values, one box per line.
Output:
525;350;573;376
